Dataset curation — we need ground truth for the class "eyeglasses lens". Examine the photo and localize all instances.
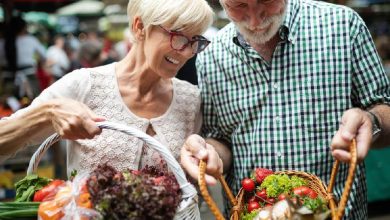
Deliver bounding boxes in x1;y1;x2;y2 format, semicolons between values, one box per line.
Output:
171;35;188;50
171;33;209;53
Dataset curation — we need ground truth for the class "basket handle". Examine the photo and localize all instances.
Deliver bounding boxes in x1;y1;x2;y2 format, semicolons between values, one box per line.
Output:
198;160;236;220
27;121;197;199
327;139;357;220
198;139;358;220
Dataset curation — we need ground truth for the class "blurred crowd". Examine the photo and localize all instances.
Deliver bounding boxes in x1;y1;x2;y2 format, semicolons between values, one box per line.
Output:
0;11;389;118
0;15;132;117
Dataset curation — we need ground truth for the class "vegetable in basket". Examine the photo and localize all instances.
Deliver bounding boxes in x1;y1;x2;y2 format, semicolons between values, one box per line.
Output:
37;173;98;220
14;174;52;202
232;169;331;220
86;163;182;220
33;179;65;202
242;199;331;220
0;201;40;219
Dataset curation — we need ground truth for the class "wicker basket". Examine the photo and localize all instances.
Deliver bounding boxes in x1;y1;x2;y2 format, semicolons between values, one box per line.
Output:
198;140;357;220
27;121;201;220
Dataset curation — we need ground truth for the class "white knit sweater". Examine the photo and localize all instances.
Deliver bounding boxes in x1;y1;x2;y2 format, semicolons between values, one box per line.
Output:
2;63;202;176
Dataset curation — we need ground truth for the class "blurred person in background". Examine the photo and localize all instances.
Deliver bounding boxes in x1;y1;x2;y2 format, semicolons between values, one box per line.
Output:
0;0;213;179
0;16;46;100
77;40;103;68
45;35;70;83
114;28;132;60
64;34;81;72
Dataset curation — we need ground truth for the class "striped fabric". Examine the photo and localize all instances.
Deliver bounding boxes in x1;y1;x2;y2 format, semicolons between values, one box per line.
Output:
197;0;390;219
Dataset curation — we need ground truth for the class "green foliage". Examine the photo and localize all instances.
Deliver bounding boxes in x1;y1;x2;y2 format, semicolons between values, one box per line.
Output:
14;174;52;202
290;175;307;189
260;174;306;198
241;209;259;220
303;197;328;213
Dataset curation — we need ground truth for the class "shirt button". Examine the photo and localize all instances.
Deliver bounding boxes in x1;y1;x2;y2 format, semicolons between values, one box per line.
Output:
277;151;282;157
273;83;279;89
275;116;280;122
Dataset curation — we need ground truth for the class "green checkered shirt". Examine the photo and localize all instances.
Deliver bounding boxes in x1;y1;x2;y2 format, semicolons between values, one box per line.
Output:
197;0;390;218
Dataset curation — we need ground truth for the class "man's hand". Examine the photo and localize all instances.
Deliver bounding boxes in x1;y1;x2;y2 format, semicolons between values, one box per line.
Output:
180;134;223;185
48;99;105;140
331;108;373;163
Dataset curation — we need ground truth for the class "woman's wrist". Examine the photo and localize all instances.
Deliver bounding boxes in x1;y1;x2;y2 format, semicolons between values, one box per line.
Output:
24;101;56;127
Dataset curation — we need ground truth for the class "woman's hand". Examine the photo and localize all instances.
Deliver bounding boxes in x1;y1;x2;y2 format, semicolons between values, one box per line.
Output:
47;99;105;140
180;134;223;185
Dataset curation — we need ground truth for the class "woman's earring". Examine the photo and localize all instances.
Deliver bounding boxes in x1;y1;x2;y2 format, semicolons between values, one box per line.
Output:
138;30;145;40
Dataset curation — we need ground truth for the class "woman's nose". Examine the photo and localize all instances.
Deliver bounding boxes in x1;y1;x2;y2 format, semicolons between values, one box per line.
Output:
179;45;194;58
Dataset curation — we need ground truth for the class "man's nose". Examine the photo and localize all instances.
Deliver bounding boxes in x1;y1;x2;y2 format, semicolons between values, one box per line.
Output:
247;8;264;29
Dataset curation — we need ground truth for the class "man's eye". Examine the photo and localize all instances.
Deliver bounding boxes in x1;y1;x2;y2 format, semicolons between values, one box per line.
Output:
261;0;276;3
226;2;247;9
234;3;247;8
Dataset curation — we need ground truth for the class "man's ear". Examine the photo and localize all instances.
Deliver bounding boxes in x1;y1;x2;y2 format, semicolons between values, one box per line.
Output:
132;16;145;40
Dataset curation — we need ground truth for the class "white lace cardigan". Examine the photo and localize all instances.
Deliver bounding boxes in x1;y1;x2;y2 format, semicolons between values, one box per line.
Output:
1;63;202;176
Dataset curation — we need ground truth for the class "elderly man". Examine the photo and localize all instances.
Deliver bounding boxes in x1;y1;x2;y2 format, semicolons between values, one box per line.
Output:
181;0;390;218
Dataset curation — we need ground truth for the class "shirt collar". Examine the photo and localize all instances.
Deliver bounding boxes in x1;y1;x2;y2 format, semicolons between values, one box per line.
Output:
232;0;301;49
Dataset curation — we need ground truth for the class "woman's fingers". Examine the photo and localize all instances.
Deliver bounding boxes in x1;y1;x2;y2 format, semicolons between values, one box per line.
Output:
49;99;104;140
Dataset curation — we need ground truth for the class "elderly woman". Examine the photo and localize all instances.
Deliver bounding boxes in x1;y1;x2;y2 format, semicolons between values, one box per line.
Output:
0;0;214;175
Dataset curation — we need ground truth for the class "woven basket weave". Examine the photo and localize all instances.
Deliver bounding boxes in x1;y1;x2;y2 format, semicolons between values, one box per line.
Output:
198;140;357;220
27;121;201;220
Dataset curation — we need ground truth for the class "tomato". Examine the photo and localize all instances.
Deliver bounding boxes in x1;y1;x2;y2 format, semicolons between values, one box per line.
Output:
33;179;65;202
293;186;317;199
241;178;255;192
248;196;258;203
247;201;261;213
278;193;288;201
255;189;267;201
266;197;276;204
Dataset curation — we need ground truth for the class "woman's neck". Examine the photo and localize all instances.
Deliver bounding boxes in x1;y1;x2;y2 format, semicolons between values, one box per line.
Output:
116;47;167;97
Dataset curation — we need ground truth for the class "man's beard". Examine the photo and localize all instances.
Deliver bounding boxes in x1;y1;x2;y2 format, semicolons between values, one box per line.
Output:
234;8;286;45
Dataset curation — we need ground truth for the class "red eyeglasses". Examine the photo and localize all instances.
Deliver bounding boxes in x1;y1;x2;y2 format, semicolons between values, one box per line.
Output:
158;25;210;54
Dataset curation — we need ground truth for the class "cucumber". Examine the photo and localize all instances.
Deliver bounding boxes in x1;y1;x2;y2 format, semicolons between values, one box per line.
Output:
0;209;37;219
0;202;39;219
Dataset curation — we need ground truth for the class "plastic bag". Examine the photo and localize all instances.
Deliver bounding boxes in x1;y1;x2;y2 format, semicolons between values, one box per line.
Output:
37;172;102;220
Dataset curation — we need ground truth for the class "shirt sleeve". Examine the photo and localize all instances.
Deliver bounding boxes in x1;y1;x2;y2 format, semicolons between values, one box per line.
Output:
350;12;390;108
197;55;231;145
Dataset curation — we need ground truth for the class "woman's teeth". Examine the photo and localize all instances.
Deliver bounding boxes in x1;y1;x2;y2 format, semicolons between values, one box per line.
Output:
166;56;179;64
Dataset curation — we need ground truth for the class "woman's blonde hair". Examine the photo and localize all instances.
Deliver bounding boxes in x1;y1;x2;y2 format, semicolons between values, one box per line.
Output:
127;0;214;43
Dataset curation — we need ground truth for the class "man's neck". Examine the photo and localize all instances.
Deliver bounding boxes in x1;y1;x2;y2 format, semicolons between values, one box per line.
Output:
250;35;281;63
